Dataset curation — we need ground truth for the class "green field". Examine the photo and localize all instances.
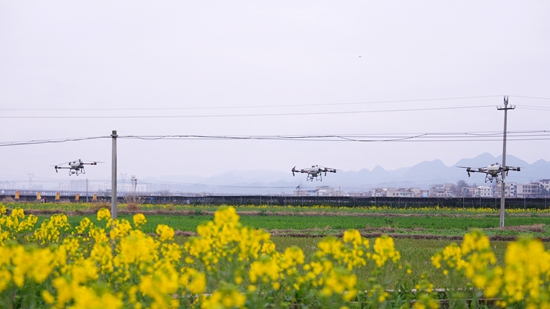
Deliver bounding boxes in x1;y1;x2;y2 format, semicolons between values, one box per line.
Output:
47;212;549;238
7;201;550;238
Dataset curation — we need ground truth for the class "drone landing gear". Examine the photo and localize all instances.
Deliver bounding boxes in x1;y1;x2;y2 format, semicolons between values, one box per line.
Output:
485;174;503;184
307;175;322;182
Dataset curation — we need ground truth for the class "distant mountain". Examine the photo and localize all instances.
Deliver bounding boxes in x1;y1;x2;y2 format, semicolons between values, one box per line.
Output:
143;153;550;194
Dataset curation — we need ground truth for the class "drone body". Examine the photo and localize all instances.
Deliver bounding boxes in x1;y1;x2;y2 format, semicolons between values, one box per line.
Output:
54;159;99;176
458;163;520;183
291;165;337;181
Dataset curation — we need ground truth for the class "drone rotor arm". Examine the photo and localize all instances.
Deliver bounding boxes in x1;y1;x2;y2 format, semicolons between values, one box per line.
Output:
457;166;473;177
54;166;71;169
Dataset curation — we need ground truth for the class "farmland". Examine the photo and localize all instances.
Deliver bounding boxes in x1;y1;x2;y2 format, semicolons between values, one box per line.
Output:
1;202;550;308
9;202;550;239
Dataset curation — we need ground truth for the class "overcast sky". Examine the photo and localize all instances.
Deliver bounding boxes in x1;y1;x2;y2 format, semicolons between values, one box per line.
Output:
1;1;549;183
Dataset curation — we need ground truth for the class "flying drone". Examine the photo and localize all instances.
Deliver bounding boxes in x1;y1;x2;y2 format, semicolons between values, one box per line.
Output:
291;165;337;181
54;159;100;176
457;163;520;183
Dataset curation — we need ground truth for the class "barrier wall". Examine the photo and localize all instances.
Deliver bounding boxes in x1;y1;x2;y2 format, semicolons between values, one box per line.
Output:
2;193;549;209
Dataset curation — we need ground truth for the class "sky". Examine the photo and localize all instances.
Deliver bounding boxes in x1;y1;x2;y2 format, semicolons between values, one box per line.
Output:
1;1;549;185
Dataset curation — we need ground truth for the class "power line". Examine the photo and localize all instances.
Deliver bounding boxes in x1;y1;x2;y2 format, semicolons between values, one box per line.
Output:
0;95;504;112
2;131;549;147
0;136;109;147
519;105;550;112
0;105;496;119
121;132;550;142
509;95;550;101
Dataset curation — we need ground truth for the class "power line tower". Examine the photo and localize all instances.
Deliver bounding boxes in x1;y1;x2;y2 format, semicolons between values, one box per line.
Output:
120;173;127;191
131;175;137;201
27;173;34;190
497;96;515;227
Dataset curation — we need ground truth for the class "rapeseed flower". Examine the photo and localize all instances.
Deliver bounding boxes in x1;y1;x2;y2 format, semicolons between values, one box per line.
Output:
133;213;147;229
156;224;175;242
372;235;400;267
202;283;246;309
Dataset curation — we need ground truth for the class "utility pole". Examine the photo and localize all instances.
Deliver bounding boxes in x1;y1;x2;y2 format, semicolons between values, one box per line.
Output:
497;96;515;227
111;130;118;219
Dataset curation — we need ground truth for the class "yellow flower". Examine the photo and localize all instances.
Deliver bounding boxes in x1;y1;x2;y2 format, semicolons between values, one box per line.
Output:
156;224;175;242
97;208;111;221
372;235;400;267
41;290;55;304
11;208;25;219
202;284;246;309
133;213;147;229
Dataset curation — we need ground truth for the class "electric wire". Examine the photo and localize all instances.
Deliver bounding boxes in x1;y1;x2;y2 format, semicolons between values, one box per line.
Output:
0;95;505;112
0;136;110;147
0;105;496;119
509;95;550;101
519;105;550;111
2;130;550;147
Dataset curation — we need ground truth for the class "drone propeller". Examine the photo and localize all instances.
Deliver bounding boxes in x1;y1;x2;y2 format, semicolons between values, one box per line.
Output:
457;166;473;177
81;160;104;165
320;166;337;175
291;166;296;176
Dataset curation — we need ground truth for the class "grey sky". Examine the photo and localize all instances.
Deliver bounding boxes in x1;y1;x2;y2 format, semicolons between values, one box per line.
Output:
1;1;549;183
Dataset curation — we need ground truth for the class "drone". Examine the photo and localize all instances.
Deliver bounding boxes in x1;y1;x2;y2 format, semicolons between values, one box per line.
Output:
457;163;520;183
291;165;337;181
54;159;100;176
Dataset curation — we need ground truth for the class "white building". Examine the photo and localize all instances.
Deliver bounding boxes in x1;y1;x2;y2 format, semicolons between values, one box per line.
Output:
494;182;517;198
475;186;493;198
517;182;541;198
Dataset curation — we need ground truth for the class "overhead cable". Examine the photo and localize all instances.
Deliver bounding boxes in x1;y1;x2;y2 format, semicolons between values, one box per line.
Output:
1;131;549;147
0;105;496;119
0;95;503;112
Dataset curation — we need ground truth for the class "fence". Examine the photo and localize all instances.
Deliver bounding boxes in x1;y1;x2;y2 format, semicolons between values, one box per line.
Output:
2;193;549;209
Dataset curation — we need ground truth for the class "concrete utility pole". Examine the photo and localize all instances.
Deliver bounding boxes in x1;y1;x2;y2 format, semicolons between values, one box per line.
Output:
111;130;118;219
497;96;515;227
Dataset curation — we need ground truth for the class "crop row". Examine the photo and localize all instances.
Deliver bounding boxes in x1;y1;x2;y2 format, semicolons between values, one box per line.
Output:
6;202;550;215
